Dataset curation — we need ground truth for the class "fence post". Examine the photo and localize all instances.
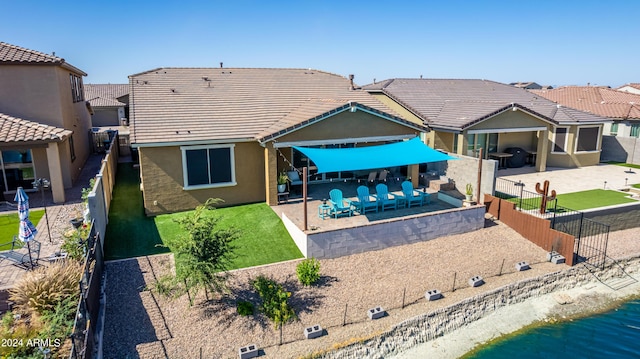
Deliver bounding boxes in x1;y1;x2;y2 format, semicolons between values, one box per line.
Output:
401;287;406;309
452;272;457;292
498;258;505;276
342;303;348;326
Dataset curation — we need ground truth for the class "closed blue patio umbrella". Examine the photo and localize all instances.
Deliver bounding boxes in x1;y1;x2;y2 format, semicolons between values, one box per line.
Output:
15;187;37;268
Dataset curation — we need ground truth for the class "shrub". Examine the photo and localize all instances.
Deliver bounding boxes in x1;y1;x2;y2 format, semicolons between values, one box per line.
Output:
237;300;254;316
61;224;90;261
252;276;296;328
9;261;82;316
296;257;321;286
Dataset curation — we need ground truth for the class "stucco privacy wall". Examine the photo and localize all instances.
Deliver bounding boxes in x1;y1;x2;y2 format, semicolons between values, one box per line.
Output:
601;135;640;165
430;155;497;202
306;206;485;259
317;256;640;359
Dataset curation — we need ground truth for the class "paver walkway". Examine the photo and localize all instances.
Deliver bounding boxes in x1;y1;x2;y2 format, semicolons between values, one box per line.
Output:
0;153;112;290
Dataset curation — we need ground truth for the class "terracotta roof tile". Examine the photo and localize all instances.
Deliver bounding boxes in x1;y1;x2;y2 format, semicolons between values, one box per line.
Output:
530;86;640;120
0;112;72;142
130;68;411;144
0;42;87;76
0;42;64;64
363;79;608;129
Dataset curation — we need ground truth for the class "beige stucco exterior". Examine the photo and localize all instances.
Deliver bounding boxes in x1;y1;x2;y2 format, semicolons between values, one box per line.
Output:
0;63;92;201
138;109;427;214
139;141;266;215
428;109;602;171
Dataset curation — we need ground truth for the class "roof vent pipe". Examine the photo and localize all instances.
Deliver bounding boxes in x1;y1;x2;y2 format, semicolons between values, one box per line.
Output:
349;74;355;90
220;62;223;68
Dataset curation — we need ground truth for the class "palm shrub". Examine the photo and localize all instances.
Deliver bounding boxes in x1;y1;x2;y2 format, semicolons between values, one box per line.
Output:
296;257;321;286
9;261;82;316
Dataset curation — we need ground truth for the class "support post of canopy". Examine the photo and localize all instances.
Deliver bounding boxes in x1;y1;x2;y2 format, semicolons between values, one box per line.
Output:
303;167;308;231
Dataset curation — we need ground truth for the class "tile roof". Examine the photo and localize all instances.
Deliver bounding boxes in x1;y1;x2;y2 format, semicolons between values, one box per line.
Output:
363;79;608;129
130;68;419;145
530;86;640;120
617;83;640;91
85;84;129;107
0;112;72;143
0;42;87;76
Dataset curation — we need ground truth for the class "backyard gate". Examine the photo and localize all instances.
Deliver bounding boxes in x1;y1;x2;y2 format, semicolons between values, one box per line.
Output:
495;178;610;269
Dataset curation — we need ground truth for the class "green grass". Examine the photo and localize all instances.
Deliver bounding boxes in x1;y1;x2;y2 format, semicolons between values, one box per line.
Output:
633;183;640;189
555;189;637;210
0;210;44;250
104;164;169;260
607;161;640;170
502;188;638;211
155;203;303;270
104;163;302;269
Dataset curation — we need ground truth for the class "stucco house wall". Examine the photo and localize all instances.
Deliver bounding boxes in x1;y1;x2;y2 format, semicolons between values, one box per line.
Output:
139;141;265;215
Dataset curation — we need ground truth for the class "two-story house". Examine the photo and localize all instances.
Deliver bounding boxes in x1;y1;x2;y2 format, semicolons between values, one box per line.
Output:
0;42;92;202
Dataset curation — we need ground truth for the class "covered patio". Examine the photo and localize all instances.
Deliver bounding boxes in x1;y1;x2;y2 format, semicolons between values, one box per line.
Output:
270;139;487;259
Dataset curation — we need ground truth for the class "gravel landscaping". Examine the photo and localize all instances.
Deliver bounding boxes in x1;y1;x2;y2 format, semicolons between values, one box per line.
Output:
103;220;640;359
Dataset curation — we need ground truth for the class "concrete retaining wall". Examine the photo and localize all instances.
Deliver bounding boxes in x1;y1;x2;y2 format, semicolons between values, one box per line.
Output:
282;213;308;257
318;257;640;359
307;206;486;259
583;202;640;232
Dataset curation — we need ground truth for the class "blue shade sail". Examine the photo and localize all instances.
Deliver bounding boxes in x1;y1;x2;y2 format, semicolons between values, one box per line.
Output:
293;137;457;174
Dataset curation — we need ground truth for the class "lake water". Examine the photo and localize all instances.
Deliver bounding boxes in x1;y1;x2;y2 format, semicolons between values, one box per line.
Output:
467;299;640;358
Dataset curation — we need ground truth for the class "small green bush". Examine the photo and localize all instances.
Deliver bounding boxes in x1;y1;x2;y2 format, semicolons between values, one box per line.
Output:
296;257;321;286
252;275;296;328
237;300;254;316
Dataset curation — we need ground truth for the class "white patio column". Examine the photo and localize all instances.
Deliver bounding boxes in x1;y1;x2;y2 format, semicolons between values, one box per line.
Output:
46;141;65;203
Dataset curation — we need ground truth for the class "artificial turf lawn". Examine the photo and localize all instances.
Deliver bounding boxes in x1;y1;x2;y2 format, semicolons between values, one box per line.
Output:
0;209;44;251
155;202;303;271
608;161;640;170
104;163;169;260
104;163;303;269
554;189;638;210
502;189;637;211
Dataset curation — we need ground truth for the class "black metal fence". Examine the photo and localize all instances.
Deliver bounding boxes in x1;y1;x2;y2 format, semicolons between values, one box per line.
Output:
69;220;104;359
495;178;610;268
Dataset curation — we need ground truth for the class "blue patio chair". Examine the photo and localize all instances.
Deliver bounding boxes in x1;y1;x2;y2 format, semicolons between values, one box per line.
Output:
352;186;378;214
373;183;398;211
328;189;353;218
400;181;430;208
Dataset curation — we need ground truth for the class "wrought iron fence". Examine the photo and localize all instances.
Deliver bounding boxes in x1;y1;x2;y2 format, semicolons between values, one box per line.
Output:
69;220;104;359
494;178;610;268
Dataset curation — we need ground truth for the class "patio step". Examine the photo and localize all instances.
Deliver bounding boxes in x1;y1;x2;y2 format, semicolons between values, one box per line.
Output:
139;291;172;340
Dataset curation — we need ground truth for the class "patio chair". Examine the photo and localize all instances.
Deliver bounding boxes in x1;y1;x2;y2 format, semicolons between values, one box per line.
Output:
352;186;378;214
328;189;353;218
373;183;398;211
378;170;389;183
400;181;429;208
287;170;303;194
367;171;377;186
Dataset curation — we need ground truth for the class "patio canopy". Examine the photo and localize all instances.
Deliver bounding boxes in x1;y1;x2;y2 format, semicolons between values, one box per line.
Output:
293;137;457;174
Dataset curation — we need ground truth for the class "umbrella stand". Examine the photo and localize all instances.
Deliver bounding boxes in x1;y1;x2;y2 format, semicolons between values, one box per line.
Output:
26;241;34;269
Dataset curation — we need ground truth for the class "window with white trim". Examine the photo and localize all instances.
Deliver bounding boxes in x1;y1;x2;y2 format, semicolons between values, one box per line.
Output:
575;126;600;152
181;144;236;189
631;123;640;138
552;127;568;153
609;123;618;136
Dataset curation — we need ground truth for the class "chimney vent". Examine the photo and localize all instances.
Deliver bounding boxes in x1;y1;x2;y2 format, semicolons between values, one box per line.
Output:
220;62;223;68
349;74;355;90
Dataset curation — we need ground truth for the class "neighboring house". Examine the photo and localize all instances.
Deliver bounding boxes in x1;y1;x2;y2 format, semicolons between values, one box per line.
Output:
510;82;552;90
130;68;428;215
84;84;129;127
617;83;640;95
531;86;640;164
0;42;92;203
363;79;609;172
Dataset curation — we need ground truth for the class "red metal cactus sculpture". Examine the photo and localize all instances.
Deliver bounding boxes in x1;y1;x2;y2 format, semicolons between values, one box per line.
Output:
535;180;557;214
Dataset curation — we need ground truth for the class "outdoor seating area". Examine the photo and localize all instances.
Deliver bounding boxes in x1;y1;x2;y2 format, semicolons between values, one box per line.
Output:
273;178;458;234
0;236;40;269
324;181;432;218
